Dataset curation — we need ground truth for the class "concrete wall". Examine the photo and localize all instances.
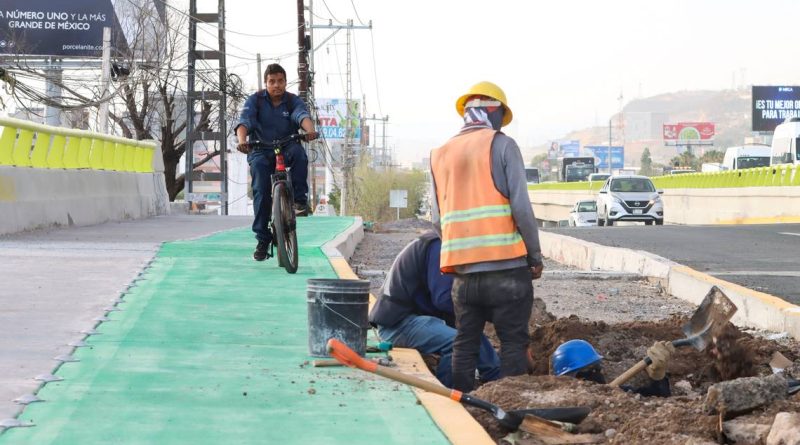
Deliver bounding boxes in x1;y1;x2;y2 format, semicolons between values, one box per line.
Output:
0;167;169;235
530;187;800;225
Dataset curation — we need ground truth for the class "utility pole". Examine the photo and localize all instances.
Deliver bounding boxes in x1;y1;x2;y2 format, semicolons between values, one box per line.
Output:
341;21;352;216
185;0;229;215
308;16;371;216
608;118;612;174
256;53;262;90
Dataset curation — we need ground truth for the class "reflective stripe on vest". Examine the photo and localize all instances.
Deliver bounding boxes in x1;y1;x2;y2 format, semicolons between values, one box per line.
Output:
431;128;527;272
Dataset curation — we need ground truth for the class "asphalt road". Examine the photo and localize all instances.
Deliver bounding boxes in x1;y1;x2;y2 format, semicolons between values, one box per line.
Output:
547;223;800;305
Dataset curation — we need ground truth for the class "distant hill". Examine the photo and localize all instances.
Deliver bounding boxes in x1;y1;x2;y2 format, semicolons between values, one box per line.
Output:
522;88;754;168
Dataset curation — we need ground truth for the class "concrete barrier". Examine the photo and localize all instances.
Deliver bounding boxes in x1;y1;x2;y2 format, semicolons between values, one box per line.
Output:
0;117;168;235
530;187;800;225
540;231;800;340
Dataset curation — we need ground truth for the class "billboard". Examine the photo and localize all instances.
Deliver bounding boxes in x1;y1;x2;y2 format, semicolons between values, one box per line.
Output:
316;98;362;141
662;122;715;141
585;146;624;169
0;1;117;57
752;86;800;132
547;139;580;159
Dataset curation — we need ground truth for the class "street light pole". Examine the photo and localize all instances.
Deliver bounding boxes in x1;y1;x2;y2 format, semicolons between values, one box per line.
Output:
608;118;613;174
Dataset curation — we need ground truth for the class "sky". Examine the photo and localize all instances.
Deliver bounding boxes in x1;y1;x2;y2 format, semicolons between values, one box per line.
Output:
194;1;800;166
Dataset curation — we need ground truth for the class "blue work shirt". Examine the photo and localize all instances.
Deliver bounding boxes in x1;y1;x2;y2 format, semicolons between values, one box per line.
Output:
369;233;456;328
234;91;311;143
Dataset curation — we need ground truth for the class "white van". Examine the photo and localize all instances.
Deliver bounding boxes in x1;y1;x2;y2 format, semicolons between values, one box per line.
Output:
722;144;771;170
771;117;800;165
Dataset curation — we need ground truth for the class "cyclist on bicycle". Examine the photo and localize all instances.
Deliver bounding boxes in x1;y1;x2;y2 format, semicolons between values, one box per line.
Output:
234;63;318;261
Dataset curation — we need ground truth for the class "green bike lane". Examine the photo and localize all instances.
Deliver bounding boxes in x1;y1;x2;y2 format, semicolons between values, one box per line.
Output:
1;217;449;445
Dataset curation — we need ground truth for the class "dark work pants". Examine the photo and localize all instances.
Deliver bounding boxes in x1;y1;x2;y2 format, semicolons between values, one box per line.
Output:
284;142;308;206
451;266;533;392
249;150;275;243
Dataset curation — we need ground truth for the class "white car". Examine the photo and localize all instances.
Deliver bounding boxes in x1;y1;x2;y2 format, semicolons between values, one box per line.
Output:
596;175;664;226
568;200;598;227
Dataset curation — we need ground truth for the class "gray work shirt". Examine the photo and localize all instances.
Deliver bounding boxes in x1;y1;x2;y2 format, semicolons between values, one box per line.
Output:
430;128;543;274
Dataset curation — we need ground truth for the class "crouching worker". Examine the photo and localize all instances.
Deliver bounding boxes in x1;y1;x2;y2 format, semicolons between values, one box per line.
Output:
551;339;674;397
369;231;501;388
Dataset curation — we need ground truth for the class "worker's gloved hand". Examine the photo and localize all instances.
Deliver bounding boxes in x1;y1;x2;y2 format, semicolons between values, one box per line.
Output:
645;340;675;381
303;131;319;142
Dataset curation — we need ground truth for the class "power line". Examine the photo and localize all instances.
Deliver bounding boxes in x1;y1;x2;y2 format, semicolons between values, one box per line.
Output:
349;0;366;26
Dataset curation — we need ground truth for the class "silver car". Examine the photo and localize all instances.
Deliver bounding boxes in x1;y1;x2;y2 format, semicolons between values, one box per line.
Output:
568;200;598;227
596;175;664;226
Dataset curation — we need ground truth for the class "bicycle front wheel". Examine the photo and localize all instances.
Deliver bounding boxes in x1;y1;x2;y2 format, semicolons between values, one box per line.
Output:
272;181;299;274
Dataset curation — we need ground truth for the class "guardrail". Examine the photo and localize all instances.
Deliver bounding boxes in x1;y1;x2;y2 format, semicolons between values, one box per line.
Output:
529;165;800;191
0;117;155;172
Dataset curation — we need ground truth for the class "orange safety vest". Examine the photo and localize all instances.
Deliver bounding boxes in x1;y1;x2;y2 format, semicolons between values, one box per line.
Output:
430;128;528;273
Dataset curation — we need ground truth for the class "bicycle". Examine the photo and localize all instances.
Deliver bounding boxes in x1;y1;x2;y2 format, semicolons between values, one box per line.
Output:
247;133;304;274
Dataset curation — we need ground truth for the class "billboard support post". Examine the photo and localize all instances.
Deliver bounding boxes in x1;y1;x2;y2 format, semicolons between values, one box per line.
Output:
98;27;111;134
44;58;62;127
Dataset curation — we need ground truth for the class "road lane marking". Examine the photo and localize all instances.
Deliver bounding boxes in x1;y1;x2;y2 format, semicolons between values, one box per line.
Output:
779;232;800;237
708;271;800;277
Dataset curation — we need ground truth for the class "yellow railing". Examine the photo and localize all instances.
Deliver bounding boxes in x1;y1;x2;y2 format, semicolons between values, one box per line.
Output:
529;166;800;191
0;117;156;172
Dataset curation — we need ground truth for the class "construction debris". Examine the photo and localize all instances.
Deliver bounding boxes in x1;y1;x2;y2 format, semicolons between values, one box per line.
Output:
765;412;800;445
704;374;789;415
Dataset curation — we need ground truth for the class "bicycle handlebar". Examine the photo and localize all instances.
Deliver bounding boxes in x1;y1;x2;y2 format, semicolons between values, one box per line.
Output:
247;133;303;150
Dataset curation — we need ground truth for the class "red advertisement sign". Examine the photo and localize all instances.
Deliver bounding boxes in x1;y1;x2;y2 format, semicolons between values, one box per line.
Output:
662;122;715;141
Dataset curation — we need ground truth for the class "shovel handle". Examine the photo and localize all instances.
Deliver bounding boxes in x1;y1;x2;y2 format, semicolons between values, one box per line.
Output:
327;338;459;400
609;358;652;388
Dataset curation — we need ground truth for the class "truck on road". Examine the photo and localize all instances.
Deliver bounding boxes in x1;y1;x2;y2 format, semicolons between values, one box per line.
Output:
771;117;800;165
559;156;596;182
723;144;771;170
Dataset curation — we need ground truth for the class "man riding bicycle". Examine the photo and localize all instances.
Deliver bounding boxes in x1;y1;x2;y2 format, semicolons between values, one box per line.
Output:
234;63;319;261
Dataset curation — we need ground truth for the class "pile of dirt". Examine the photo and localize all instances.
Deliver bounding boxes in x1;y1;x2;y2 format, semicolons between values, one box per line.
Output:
524;315;797;393
471;316;800;444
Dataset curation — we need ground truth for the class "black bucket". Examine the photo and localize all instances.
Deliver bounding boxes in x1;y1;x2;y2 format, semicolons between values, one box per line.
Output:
307;278;370;357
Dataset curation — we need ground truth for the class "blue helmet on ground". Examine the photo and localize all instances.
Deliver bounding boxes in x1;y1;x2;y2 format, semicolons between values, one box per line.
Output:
550;340;603;376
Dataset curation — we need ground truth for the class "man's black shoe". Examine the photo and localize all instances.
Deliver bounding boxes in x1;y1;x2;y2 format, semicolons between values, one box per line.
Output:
253;241;270;261
294;202;311;217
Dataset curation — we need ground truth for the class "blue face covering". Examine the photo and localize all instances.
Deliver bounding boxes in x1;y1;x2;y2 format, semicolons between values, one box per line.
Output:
463;99;505;131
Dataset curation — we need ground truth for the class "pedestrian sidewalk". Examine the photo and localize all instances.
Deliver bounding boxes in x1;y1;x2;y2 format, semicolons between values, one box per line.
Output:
0;216;450;444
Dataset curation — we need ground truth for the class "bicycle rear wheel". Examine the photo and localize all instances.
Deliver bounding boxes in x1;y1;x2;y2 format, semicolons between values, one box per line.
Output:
272;181;299;273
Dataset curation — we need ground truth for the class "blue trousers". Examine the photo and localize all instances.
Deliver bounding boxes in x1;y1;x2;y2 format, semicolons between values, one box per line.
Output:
377;315;500;388
248;142;308;243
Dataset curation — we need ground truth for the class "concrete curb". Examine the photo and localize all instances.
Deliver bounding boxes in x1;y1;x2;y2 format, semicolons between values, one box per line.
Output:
321;216;364;261
540;231;800;339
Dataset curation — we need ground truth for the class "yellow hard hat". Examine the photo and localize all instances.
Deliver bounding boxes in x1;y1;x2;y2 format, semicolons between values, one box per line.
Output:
455;81;513;126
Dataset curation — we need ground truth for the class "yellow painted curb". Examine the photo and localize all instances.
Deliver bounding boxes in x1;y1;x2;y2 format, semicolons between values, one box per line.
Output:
715;216;800;225
673;265;798;311
326;248;494;445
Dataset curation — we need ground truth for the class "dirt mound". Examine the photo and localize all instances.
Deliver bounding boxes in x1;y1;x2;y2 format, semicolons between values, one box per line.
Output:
526;315;795;392
470;316;800;443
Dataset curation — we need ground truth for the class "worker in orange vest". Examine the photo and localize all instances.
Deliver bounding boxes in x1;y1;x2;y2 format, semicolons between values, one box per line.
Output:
430;81;544;392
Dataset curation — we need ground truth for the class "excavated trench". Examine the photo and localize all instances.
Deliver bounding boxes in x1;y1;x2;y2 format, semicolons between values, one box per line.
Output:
468;314;800;444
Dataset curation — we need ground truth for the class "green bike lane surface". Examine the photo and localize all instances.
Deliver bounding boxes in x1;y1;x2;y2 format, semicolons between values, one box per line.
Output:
1;216;448;445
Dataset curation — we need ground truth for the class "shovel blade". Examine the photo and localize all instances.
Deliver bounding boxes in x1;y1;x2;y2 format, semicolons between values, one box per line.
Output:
681;286;737;352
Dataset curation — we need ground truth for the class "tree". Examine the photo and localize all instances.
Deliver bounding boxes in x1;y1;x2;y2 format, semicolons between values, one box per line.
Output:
639;147;654;176
700;150;724;164
670;151;698;170
345;157;429;222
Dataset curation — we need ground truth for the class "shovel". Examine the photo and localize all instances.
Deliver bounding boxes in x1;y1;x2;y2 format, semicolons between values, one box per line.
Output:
610;285;737;388
327;339;599;442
